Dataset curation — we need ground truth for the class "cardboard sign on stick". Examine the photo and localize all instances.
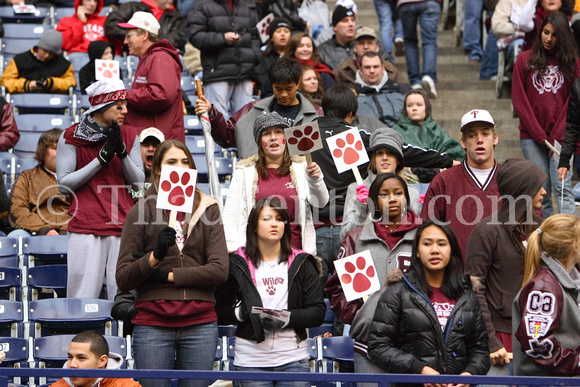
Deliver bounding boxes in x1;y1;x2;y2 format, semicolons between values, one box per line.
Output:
284;121;323;158
157;165;197;216
257;13;275;44
334;250;380;302
326;127;368;184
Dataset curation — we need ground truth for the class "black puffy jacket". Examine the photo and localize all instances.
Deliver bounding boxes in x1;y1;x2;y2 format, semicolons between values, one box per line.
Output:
215;249;326;343
186;0;261;84
368;269;490;385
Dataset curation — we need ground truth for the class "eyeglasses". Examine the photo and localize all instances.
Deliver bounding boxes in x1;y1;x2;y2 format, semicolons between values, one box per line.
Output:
125;32;138;39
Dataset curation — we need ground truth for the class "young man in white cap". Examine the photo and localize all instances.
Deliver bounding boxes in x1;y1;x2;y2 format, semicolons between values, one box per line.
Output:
57;79;144;300
421;109;501;256
1;30;76;94
118;11;185;142
132;126;164;199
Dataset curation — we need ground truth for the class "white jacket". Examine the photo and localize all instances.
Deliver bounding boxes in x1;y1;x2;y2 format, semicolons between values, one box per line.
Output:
222;154;329;255
492;0;531;38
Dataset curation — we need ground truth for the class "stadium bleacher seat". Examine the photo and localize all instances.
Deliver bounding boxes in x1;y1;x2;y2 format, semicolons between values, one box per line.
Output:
0;336;29;384
0;239;20;269
0;6;49;24
0;300;24;337
3;23;50;39
15;114;76;132
0;267;22;300
183;115;202;135
15;158;39;176
185;135;223;155
52;7;75;24
22;235;68;267
9;93;73;115
181;76;195;94
26;264;67;300
319;335;355;386
14;133;41;159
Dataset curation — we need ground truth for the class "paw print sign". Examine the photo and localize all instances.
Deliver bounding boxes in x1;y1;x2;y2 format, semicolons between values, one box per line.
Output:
284;121;323;157
256;13;275;43
157;165;198;213
326;127;369;174
333;249;380;302
95;60;120;81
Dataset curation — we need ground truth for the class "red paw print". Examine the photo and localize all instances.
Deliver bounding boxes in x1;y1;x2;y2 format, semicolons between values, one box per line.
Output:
261;16;273;36
341;256;375;293
333;132;364;165
266;285;276;295
160;170;195;206
97;62;118;79
288;125;320;152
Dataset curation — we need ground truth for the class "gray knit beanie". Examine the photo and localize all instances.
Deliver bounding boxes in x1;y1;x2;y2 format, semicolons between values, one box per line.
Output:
35;30;63;56
253;112;289;144
368;127;404;171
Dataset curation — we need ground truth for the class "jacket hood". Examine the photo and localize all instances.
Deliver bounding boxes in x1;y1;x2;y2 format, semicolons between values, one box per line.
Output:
143;40;183;72
60;352;124;387
74;0;103;18
397;112;435;127
233;246;309;285
496;158;546;223
355;69;389;92
87;41;116;62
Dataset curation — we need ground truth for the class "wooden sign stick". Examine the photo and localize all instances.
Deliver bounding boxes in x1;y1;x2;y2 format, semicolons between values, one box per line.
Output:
168;210;178;229
352;166;364;186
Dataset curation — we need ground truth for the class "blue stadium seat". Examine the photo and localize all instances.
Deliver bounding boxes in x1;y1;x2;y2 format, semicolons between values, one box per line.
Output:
15;158;39;175
0;300;23;337
185;135;223;155
309;299;335;338
181;76;195;94
9;93;73;115
52;7;75;23
67;52;89;74
307;337;318;372
0;336;29;384
127;56;138;78
26;264;67;301
3;23;50;39
15;114;76;132
13;133;41;159
0;238;19;269
0;6;49;23
2;38;40;57
319;336;355;385
183;115;202;135
0;154;17;187
0;267;22;300
29;298;116;337
22;235;68;266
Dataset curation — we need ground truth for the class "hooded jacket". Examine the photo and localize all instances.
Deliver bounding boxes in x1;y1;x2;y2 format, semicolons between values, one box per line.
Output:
187;0;261;85
56;0;106;54
49;353;141;387
222;154;329;255
355;72;411;127
78;41;119;94
465;158;545;353
122;39;185;142
367;269;490;383
215;247;326;343
393;114;465;162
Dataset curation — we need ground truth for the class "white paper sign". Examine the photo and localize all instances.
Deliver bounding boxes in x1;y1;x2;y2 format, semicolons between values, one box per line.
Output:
333;249;380;302
251;306;291;324
326;127;369;173
95;59;120;80
284;121;323;156
257;13;275;44
13;4;36;14
157;165;197;213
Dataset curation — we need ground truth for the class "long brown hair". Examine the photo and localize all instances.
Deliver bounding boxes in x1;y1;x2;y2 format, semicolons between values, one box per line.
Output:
402;89;432;119
151;139;201;213
298;65;324;98
523;214;580;286
285;32;321;65
255;129;292;180
526;12;578;81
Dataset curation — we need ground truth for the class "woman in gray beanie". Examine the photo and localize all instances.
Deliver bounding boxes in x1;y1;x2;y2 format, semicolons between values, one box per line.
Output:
222;112;329;255
340;127;422;240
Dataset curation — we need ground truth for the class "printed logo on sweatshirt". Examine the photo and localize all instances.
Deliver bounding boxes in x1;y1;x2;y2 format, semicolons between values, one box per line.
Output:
135;76;148;84
261;277;284;295
83;24;104;41
533;66;564;95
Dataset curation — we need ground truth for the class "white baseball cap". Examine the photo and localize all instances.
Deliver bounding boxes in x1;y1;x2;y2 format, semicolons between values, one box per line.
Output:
118;11;160;36
139;127;165;143
460;109;495;132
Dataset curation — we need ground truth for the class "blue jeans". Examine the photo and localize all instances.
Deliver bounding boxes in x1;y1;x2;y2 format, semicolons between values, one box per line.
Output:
204;80;254;119
479;19;498;79
133;322;218;387
315;225;342;279
463;0;484;60
353;352;383;387
399;1;440;85
520;139;576;216
233;358;310;387
374;0;404;58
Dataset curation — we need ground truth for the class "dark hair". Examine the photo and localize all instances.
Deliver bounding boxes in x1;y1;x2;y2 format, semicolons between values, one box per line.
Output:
536;0;574;16
245;197;293;268
298;65;324;98
368;173;410;221
71;330;109;358
360;51;381;65
151;139;201;213
409;220;465;300
402;89;432;120
256;130;292;179
35;127;63;163
527;12;578;80
321;83;358;119
268;57;302;85
285;32;321;64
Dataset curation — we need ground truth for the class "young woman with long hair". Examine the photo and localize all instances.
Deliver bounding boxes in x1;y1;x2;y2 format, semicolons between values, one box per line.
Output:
285;32;335;91
512;11;580;216
216;197;326;386
518;0;573;51
116;139;229;387
367;221;491;386
513;214;580;376
298;65;325;107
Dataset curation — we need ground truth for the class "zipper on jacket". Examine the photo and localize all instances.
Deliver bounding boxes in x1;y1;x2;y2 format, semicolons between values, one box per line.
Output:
180;251;186;300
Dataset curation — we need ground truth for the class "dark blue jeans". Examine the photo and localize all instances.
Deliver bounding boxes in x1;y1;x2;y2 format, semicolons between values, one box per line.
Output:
233;359;311;387
315;225;342;279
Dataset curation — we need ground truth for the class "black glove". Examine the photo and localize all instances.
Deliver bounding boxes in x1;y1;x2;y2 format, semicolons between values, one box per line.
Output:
111;121;127;159
153;227;176;261
151;268;170;283
97;136;117;165
260;314;286;331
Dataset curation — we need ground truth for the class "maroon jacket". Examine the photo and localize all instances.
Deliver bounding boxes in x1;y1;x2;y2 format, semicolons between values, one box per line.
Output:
123;39;185;142
0;98;19;151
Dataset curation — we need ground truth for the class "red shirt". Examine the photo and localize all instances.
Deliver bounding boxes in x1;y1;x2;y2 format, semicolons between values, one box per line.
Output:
429;286;456;331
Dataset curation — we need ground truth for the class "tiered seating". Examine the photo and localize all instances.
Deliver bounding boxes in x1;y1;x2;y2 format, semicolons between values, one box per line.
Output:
26;265;67;300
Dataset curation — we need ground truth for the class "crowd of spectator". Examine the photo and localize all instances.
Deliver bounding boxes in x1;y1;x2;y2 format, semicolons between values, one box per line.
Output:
0;0;579;384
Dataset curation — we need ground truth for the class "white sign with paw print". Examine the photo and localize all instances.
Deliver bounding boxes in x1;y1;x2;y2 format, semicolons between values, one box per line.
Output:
157;165;197;213
284;121;323;157
334;249;380;301
95;60;120;80
326;127;369;173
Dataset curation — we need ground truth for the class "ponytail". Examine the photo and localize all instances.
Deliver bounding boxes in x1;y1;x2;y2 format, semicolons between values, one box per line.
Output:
522;229;543;286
